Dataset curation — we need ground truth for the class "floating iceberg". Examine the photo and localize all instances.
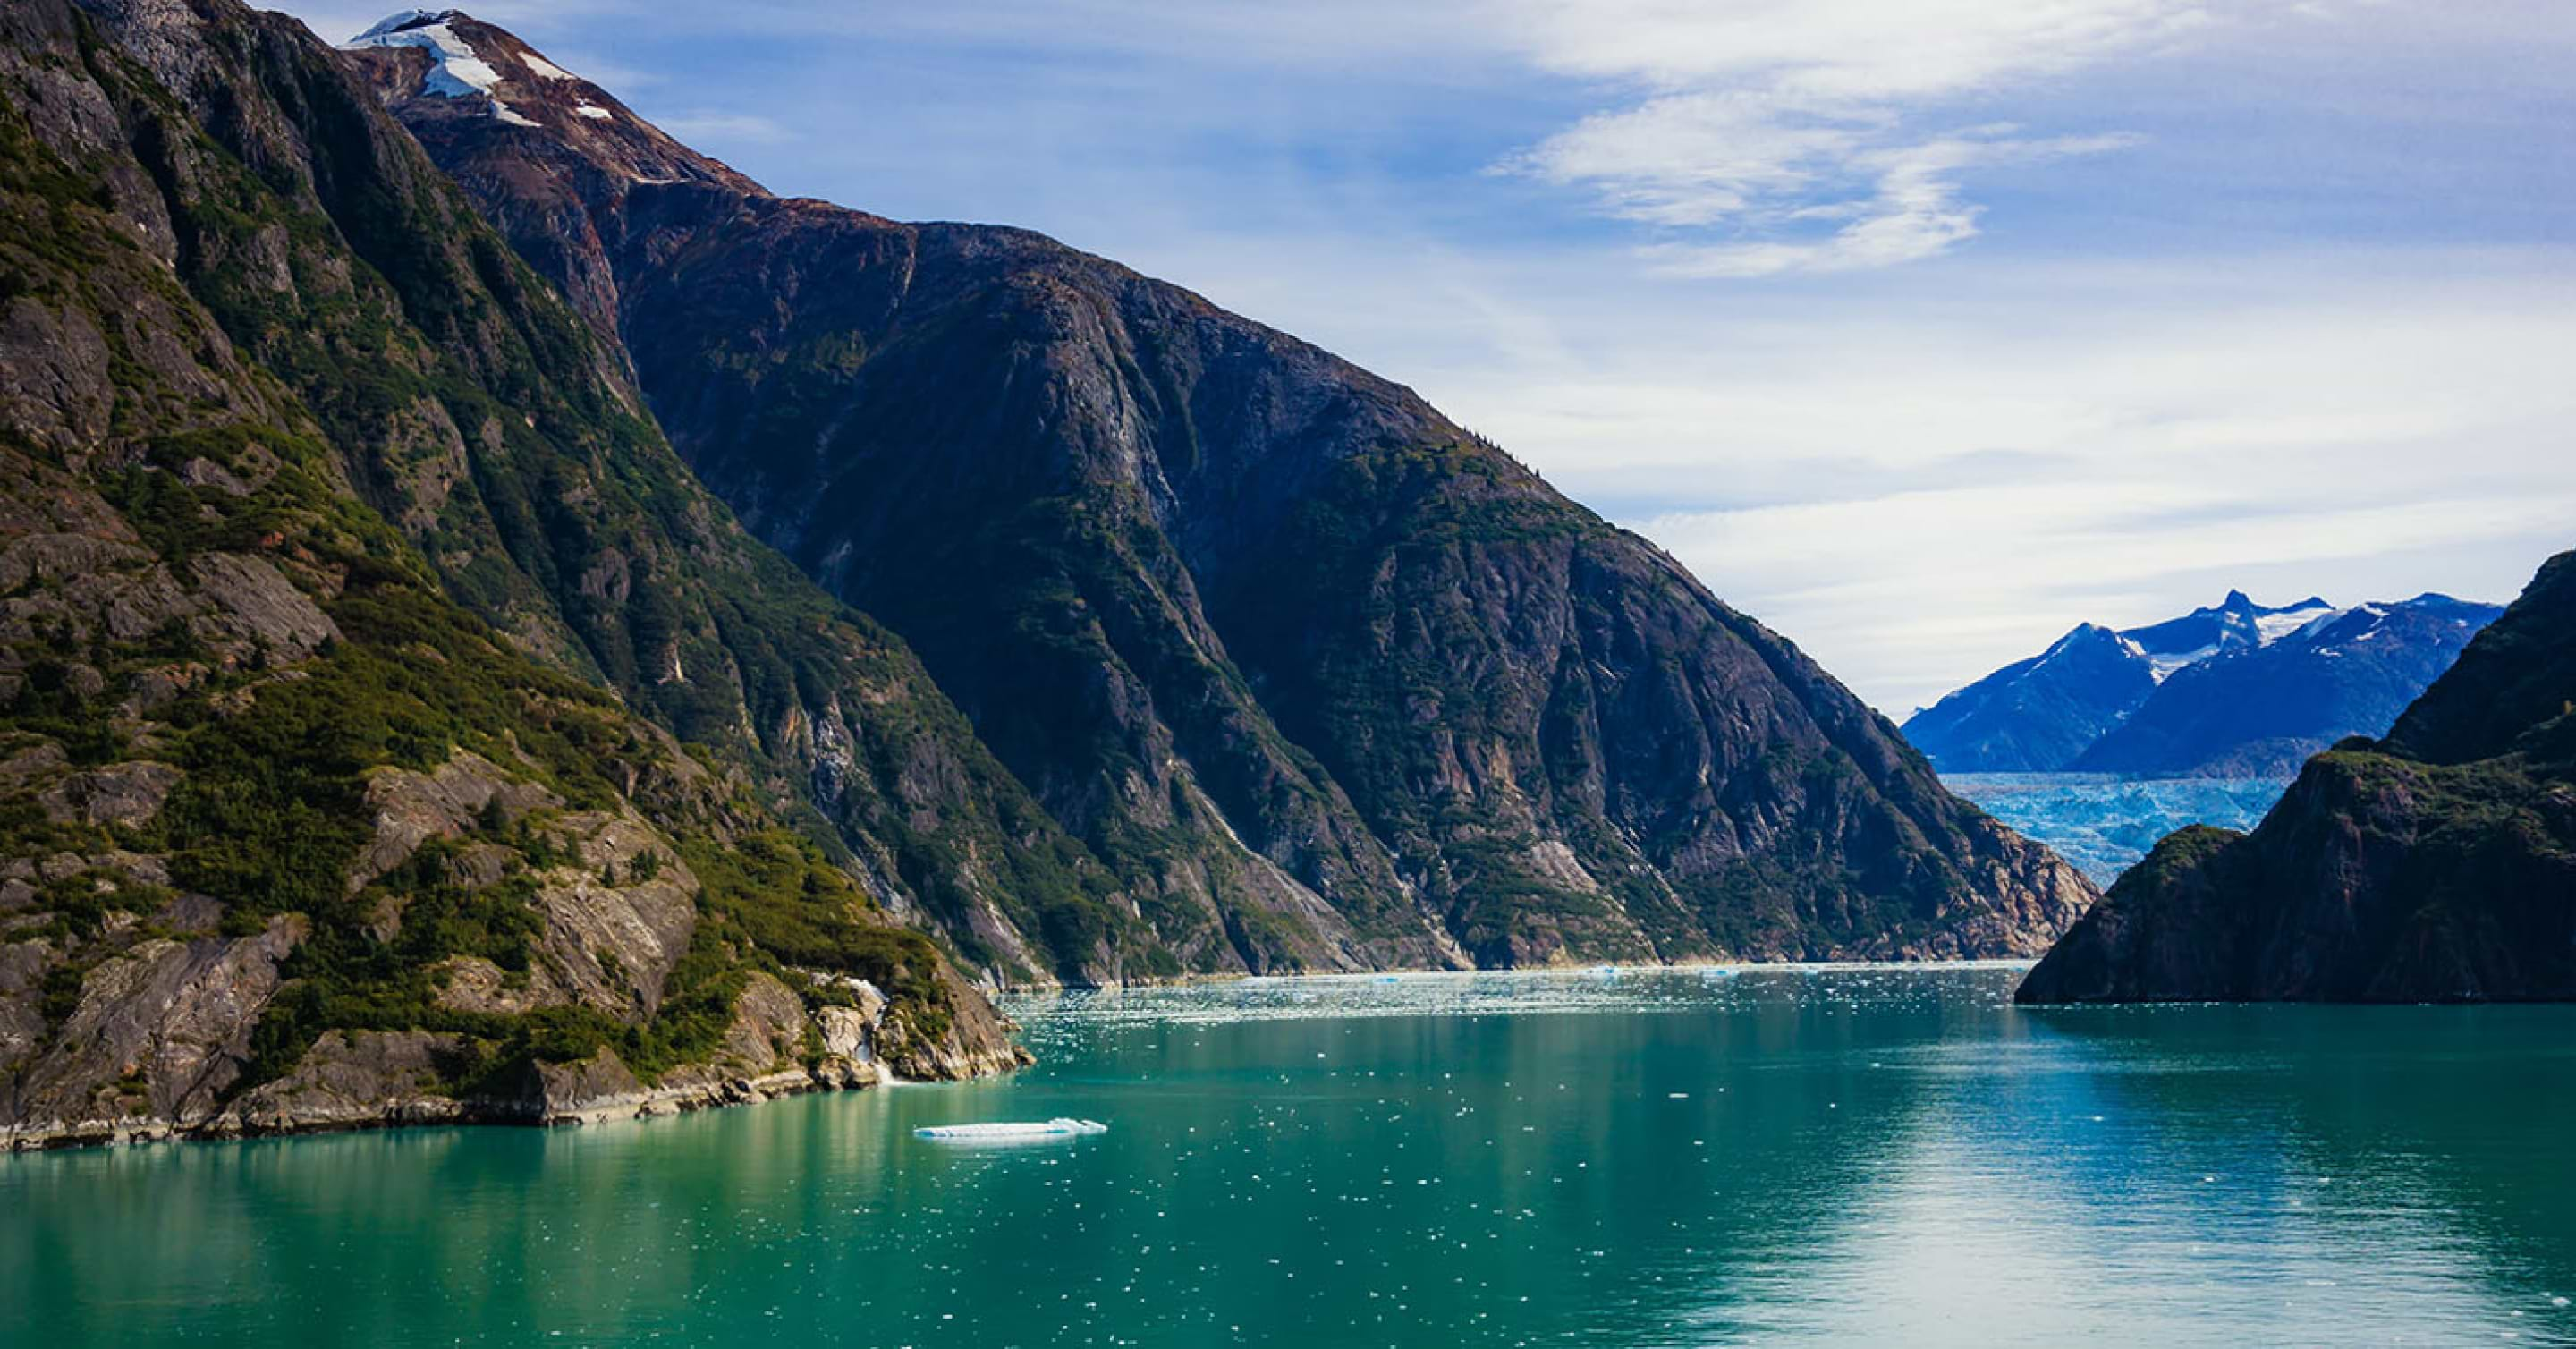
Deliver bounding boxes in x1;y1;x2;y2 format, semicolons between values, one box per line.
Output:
914;1118;1107;1141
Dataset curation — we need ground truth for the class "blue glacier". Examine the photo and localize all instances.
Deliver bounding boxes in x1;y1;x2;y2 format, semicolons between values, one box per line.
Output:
1941;773;2293;885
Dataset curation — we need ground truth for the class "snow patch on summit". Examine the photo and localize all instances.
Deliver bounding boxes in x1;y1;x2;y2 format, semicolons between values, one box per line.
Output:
345;13;542;127
2253;600;2336;645
2146;646;2215;684
521;53;579;81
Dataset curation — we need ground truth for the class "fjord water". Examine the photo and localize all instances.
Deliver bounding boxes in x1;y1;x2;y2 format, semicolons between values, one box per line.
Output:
8;970;2574;1347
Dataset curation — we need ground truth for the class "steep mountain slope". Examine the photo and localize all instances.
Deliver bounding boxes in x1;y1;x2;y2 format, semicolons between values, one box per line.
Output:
2072;595;2500;776
2016;552;2576;1004
0;0;1024;1147
345;12;2097;966
53;0;1168;989
1906;590;2495;775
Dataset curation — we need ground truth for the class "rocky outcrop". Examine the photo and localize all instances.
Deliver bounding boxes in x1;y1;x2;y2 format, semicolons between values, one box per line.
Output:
228;1030;468;1135
2018;552;2576;1004
347;12;2096;977
40;761;182;828
3;916;303;1143
351;749;560;888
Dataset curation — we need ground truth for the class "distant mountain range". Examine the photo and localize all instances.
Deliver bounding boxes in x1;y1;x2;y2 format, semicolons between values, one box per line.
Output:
1905;590;2502;777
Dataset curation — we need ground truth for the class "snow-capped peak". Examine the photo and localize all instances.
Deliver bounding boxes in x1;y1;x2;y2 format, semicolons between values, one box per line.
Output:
2251;598;2337;646
345;12;542;127
352;10;452;41
345;13;499;97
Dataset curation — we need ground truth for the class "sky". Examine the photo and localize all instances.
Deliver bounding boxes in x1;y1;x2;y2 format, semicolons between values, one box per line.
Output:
275;1;2576;717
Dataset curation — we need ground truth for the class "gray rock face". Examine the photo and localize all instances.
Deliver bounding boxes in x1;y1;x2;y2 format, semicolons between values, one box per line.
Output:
229;1030;466;1134
4;916;302;1140
186;553;342;662
39;761;182;828
530;811;699;1016
352;749;562;890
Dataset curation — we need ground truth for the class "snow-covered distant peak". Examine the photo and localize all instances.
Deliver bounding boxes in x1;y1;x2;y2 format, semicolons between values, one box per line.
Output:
2037;624;2102;660
352;10;452;41
2252;598;2337;645
2145;646;2216;684
345;12;543;127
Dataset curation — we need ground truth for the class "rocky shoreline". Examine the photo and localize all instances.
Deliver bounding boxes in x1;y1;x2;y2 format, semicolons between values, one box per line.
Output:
4;991;1032;1152
1;1048;994;1153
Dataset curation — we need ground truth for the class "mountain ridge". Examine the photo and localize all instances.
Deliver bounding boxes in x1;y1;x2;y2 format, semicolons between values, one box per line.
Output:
1906;590;2499;776
341;9;2097;976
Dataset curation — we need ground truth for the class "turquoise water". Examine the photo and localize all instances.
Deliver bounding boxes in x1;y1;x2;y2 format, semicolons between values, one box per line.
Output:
7;967;2575;1346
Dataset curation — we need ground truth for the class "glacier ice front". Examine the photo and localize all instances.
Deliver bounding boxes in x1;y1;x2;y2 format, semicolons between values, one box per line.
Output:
915;1118;1107;1141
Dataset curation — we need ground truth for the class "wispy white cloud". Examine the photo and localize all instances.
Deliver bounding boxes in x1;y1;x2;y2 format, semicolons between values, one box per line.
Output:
1631;130;2141;277
1490;0;2327;274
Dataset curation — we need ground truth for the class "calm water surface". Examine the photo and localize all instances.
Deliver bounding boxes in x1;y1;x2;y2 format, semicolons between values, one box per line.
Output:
7;966;2574;1346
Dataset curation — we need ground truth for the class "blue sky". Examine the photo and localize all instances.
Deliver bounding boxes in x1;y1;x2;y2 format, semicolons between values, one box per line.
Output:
279;1;2576;715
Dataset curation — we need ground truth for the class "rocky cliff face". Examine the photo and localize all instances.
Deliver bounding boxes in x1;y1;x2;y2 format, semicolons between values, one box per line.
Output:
2016;552;2576;1004
0;0;1022;1149
344;13;2097;971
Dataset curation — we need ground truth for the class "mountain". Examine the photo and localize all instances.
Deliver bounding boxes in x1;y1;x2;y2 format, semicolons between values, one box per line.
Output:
2;0;1031;1145
2071;594;2502;776
340;12;2096;971
1905;590;2497;776
2016;551;2576;1004
1898;624;2165;776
